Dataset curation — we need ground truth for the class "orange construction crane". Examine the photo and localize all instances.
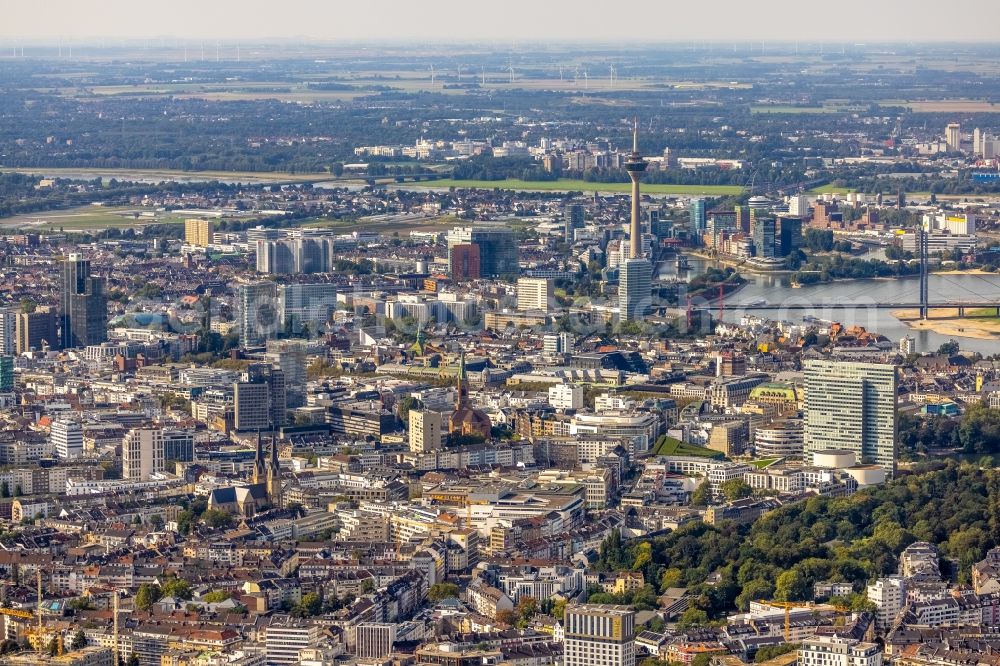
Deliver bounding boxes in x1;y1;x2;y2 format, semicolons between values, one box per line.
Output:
758;600;850;642
0;607;34;621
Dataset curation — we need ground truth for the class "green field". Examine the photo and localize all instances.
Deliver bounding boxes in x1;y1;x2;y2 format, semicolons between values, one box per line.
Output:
649;436;725;459
0;206;190;231
301;214;458;234
411;178;743;195
749;458;782;469
2;167;334;184
750;105;843;114
806;184;934;199
806;185;860;195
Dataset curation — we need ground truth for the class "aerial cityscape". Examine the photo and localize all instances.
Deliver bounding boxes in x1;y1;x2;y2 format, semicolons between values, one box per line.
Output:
4;2;1000;666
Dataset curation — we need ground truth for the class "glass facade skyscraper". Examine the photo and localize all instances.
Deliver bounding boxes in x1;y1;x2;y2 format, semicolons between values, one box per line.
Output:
804;359;898;476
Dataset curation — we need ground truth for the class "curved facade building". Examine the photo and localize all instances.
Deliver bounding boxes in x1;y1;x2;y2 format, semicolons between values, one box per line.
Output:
754;419;804;459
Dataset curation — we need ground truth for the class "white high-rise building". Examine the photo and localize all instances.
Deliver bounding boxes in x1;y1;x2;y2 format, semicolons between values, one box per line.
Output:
804;359;898;476
867;575;906;629
355;623;396;660
564;605;635;666
899;336;915;356
517;278;551;311
122;428;167;480
799;635;882;666
264;619;322;665
409;410;444;453
543;332;575;356
788;193;810;217
51;420;82;460
549;384;584;410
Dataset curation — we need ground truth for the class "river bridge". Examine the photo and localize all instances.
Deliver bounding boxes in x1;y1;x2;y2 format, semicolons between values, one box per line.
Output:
734;302;1000;317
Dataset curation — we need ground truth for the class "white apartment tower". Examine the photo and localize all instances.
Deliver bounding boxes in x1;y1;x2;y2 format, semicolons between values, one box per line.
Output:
51;420;83;460
516;278;551;311
409;410;444;453
122;428;167;480
867;575;906;629
549;384;584;410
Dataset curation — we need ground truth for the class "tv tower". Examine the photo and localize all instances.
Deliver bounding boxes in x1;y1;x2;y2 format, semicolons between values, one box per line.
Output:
619;118;652;323
625;117;648;259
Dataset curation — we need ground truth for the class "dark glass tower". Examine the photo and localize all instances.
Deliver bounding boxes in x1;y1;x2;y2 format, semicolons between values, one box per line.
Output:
60;253;106;349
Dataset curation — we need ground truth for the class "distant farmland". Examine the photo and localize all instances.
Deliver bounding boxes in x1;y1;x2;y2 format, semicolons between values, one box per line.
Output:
408;178;743;195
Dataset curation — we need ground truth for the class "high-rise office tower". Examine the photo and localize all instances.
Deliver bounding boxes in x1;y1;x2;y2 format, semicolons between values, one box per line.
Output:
566;203;585;242
234;363;286;431
0;308;15;356
449;244;481;281
51;420;83;460
256;239;297;275
564;605;636;666
945;123;961;152
735;205;751;234
516;278;551;311
619;259;652;323
0;356;12;392
447;227;518;278
776;215;804;257
60;253;106;349
238;281;280;347
16;308;58;354
278;283;338;336
619;120;652;323
355;623;397;660
184;218;214;247
266;339;307;408
690;198;707;236
804;359;898;476
753;217;777;258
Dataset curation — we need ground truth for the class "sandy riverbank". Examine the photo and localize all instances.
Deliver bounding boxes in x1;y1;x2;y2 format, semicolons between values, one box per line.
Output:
934;269;1000;276
892;308;1000;340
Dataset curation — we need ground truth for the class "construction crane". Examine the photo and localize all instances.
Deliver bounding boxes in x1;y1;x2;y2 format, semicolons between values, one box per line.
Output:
0;608;34;621
758;600;850;642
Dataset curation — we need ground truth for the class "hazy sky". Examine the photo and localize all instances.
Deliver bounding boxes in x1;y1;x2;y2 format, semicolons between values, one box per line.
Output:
3;0;1000;43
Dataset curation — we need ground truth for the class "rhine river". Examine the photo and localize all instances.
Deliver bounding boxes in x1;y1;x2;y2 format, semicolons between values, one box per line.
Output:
673;255;1000;355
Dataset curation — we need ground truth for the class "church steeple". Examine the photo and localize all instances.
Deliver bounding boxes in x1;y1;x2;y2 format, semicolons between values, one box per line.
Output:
455;350;467;409
266;435;282;508
253;429;266;485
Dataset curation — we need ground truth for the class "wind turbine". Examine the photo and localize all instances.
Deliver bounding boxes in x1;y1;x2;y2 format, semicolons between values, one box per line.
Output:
507;64;515;84
558;65;564;82
583;70;589;89
456;64;462;81
430;64;436;86
609;64;616;89
481;65;486;86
